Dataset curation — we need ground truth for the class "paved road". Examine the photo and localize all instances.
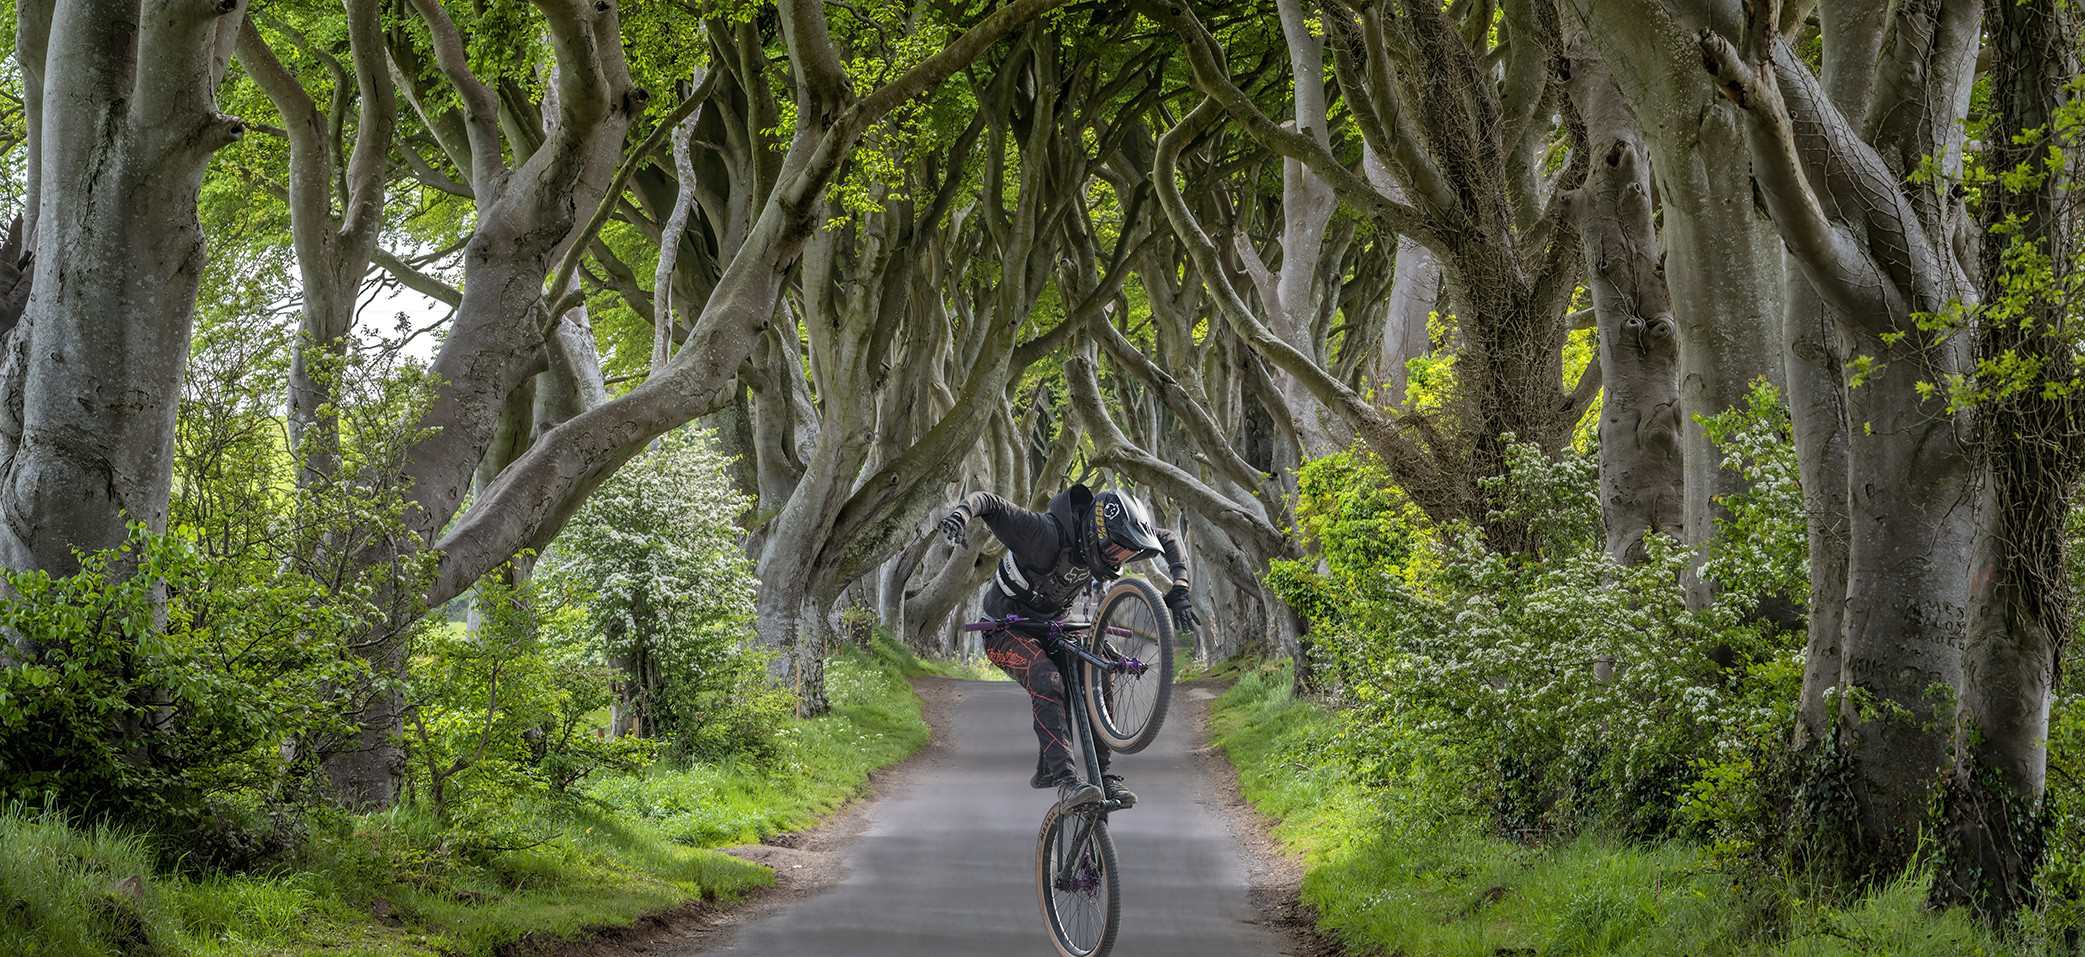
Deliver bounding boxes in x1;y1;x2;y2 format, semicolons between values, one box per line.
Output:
689;678;1289;955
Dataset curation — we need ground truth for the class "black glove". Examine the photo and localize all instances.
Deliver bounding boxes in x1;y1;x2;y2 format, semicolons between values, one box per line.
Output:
938;510;970;549
1164;582;1199;634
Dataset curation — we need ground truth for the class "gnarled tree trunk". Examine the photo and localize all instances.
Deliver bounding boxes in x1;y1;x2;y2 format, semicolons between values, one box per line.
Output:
1699;0;1982;878
1934;0;2084;917
1568;0;1787;602
0;0;247;578
1562;29;1681;565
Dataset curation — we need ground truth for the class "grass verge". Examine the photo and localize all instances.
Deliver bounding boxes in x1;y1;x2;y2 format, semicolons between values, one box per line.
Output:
1;644;932;957
1211;662;2034;957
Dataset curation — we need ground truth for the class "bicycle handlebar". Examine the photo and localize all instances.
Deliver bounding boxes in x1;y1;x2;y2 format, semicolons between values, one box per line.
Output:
962;615;1131;637
963;616;1147;676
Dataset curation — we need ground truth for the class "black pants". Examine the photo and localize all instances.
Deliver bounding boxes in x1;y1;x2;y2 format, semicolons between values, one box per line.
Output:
984;626;1109;780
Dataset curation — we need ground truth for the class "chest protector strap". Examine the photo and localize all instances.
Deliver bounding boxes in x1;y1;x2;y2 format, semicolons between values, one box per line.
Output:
995;554;1047;608
993;512;1075;614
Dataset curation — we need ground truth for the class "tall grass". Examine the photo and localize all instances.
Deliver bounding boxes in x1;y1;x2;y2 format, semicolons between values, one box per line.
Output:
590;645;931;845
0;645;932;957
1211;664;2037;957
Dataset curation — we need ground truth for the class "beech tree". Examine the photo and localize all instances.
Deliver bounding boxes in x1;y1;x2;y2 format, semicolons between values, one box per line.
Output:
1566;0;1789;604
1145;0;1598;550
0;0;248;583
1561;25;1680;567
1700;0;1981;877
1934;0;2083;916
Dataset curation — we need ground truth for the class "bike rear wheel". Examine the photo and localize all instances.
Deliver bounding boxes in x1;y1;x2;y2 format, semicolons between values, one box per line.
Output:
1083;577;1174;753
1036;805;1120;957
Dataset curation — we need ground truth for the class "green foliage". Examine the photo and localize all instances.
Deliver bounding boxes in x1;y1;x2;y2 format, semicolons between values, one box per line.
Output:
0;796;772;957
0;638;936;956
1400;312;1458;412
403;585;655;849
2035;684;2085;944
2;310;445;824
1210;666;2034;956
1285;451;1424;584
0;525;363;825
1269;388;1811;842
2032;503;2085;942
619;2;711;120
1697;380;1811;616
0;804;181;957
168;309;443;816
587;646;928;845
541;427;782;761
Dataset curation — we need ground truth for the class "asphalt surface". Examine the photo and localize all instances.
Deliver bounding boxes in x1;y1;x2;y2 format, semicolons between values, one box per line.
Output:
686;678;1290;956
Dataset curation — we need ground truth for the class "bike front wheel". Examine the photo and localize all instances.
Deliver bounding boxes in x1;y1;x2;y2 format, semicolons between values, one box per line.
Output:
1083;577;1175;753
1036;805;1120;957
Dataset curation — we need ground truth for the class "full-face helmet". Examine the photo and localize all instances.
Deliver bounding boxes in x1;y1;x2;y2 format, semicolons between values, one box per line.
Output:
1088;489;1163;571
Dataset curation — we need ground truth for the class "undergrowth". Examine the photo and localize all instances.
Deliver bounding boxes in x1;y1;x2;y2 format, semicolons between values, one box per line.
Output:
0;645;931;957
1211;663;2041;957
590;639;931;845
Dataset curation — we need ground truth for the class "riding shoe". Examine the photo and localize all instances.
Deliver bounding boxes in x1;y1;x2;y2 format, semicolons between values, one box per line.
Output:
1053;774;1102;811
1102;773;1137;808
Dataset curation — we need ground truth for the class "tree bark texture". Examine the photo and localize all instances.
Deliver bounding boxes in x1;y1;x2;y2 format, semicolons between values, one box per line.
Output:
1376;236;1440;407
0;0;248;581
1568;0;1786;602
1699;0;1982;877
1784;0;1884;746
1934;0;2083;917
1562;27;1681;565
1259;0;1341;458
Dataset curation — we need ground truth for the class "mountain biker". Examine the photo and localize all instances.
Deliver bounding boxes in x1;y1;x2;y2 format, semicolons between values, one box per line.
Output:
938;483;1198;813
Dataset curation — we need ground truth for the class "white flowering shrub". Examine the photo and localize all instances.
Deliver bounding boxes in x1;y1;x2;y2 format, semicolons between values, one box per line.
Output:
542;427;786;761
1697;381;1811;617
1270;384;1810;840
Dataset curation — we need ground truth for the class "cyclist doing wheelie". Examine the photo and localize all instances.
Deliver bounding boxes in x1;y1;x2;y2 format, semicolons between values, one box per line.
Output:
939;484;1198;814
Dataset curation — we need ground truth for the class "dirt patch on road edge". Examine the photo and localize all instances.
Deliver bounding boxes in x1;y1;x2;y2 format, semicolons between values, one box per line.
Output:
1178;678;1349;957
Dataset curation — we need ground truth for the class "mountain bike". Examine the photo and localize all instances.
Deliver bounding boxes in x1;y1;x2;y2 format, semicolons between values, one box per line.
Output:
964;577;1177;957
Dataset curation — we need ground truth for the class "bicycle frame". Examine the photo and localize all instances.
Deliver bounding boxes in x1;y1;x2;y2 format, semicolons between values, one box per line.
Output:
1058;636;1121;815
962;616;1139;814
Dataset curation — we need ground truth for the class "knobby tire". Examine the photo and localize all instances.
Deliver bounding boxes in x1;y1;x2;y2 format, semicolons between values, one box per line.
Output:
1083;577;1175;753
1036;805;1121;957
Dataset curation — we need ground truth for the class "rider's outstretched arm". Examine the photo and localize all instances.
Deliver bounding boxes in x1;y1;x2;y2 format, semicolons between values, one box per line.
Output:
941;492;1060;569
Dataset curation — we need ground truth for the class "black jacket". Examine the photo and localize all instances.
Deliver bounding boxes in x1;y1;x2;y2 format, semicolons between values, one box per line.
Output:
957;488;1188;621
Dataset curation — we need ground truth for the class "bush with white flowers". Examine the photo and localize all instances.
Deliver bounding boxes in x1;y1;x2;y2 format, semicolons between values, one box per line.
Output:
544;427;788;761
1270;382;1808;840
